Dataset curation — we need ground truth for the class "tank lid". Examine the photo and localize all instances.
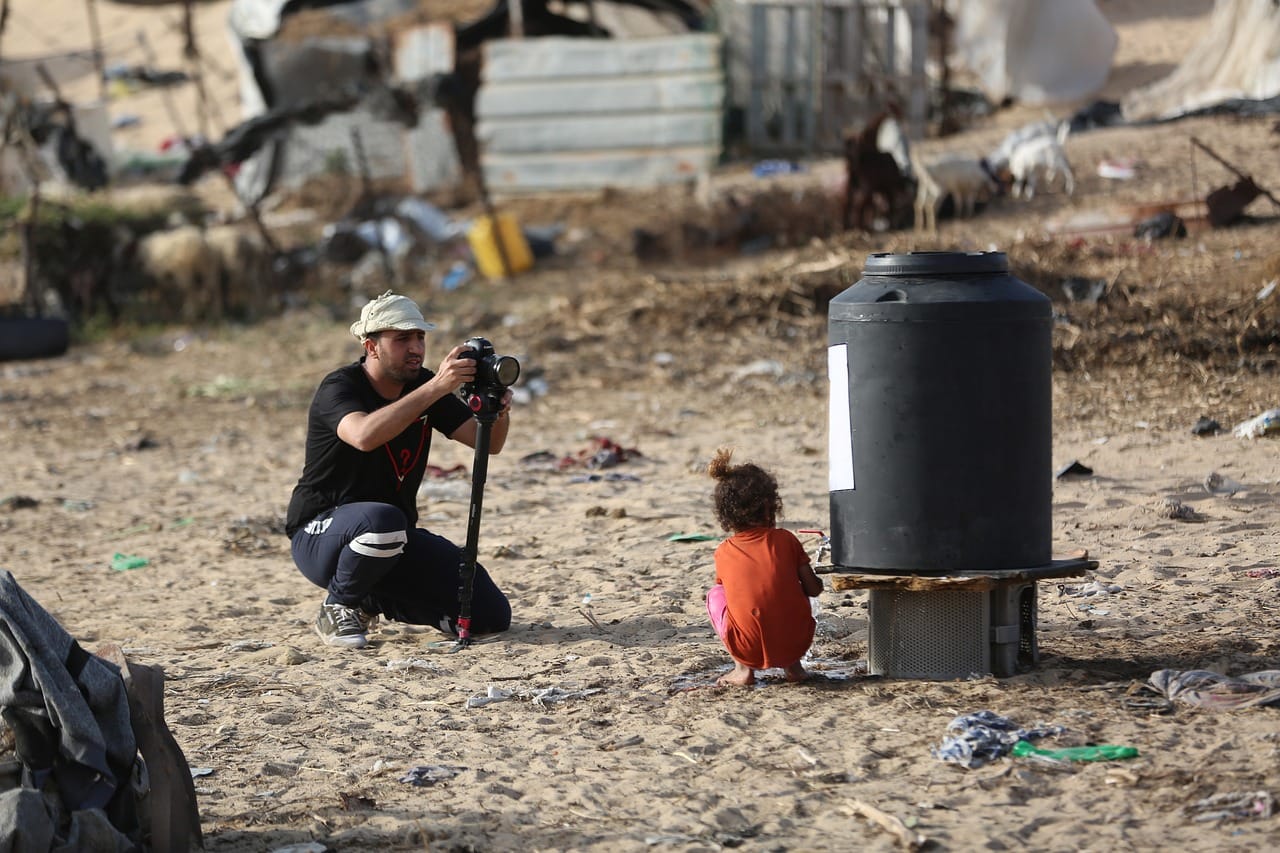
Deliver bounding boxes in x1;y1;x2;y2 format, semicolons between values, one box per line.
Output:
863;251;1008;277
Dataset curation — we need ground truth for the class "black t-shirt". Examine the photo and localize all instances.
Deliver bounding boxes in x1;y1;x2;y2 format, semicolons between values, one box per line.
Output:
285;359;472;537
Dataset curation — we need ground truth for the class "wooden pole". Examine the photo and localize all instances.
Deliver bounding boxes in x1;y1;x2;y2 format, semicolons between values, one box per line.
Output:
508;0;524;39
84;0;107;101
350;127;397;286
1;0;12;59
181;0;213;140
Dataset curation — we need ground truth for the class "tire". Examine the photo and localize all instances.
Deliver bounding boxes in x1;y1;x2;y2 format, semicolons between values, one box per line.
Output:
0;317;70;362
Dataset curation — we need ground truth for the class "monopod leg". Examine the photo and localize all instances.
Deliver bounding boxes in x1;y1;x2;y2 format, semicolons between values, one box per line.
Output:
452;416;494;652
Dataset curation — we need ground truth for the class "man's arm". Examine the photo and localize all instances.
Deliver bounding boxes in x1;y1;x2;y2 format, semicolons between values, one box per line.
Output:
337;349;474;451
448;407;511;453
335;378;454;451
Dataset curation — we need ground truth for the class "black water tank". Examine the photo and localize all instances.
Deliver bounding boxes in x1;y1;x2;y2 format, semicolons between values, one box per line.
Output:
827;251;1052;572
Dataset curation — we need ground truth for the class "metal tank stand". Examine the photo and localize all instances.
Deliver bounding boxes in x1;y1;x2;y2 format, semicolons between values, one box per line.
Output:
825;556;1098;680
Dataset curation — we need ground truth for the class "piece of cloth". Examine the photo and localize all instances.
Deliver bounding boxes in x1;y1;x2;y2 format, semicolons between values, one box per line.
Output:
291;503;510;634
932;710;1064;769
349;290;436;341
1148;669;1280;710
285;359;471;537
711;528;814;669
0;571;136;812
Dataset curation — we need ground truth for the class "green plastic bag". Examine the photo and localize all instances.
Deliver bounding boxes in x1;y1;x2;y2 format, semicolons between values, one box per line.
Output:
1012;740;1138;762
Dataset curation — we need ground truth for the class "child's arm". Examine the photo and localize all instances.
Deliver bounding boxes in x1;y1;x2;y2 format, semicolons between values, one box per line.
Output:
798;562;823;597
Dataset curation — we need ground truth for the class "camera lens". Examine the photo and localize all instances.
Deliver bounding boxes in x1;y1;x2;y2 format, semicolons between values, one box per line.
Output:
491;355;520;387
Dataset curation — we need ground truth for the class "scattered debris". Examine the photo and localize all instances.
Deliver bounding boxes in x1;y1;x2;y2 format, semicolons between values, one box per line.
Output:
1185;790;1274;822
1149;669;1280;710
1056;581;1123;598
398;765;460;786
849;799;927;851
931;710;1064;770
110;553;149;571
1055;460;1093;479
1134;210;1187;240
1190;416;1222;436
1203;471;1245;496
1232;408;1280;438
1150;497;1201;521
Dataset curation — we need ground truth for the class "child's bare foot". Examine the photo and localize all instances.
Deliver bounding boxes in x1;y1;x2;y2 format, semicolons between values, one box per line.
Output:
717;662;755;686
784;662;809;683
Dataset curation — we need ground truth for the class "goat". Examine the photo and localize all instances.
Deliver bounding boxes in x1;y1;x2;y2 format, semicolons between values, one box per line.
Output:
842;109;911;232
987;116;1070;180
1008;136;1074;199
909;151;998;233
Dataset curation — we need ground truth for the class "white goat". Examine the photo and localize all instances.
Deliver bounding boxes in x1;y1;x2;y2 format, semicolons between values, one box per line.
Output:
909;151;998;233
987;116;1070;178
1008;136;1075;199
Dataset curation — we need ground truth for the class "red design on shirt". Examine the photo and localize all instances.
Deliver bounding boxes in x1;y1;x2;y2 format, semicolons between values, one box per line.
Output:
384;418;428;489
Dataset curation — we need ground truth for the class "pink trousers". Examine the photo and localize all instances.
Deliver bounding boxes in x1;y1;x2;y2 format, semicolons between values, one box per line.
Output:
706;584;729;640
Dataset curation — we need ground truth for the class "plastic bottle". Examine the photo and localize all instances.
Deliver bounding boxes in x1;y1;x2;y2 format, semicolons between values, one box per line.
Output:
1011;740;1138;762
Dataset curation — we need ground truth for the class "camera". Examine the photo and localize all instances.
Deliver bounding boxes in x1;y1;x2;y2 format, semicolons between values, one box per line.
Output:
458;337;520;417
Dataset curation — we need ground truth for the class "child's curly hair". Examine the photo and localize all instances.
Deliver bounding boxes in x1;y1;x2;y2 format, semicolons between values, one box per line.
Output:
707;447;783;532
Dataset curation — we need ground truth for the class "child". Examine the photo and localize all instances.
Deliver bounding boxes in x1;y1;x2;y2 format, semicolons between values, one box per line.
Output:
706;447;824;686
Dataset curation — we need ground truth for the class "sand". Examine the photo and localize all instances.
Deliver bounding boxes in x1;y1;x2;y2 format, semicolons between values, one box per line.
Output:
8;1;1280;851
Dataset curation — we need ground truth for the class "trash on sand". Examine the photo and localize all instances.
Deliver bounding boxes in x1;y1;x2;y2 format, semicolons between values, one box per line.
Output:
1133;211;1187;240
466;685;514;708
931;710;1064;769
1097;157;1141;180
731;359;784;381
398;765;460;786
1055;460;1093;479
110;553;149;571
568;473;642;484
385;658;439;672
556;437;642;470
1149;669;1280;710
1011;740;1138;762
466;683;602;709
1232;408;1280;438
1246;568;1280;579
1203;471;1245;496
1056;580;1122;598
1190;416;1222;436
1185;790;1274;822
1150;497;1200;521
667;533;717;542
848;798;928;851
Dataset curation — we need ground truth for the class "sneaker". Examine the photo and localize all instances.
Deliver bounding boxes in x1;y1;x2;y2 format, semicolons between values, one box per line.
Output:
315;602;369;649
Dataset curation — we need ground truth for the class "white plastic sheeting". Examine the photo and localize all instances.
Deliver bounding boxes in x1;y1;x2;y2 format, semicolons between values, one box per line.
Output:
947;0;1116;106
1122;0;1280;121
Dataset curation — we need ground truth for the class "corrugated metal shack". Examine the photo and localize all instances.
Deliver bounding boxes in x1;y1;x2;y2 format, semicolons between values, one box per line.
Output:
475;33;724;194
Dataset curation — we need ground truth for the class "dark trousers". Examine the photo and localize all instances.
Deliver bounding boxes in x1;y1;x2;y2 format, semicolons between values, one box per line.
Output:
291;501;511;635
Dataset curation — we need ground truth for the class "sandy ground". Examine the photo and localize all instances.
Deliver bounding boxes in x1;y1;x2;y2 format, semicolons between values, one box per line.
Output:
9;1;1280;851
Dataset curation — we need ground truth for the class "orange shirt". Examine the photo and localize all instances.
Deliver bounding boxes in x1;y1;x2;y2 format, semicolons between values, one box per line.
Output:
713;527;815;669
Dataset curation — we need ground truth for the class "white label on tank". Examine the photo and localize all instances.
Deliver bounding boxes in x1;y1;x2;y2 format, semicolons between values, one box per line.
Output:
828;343;855;491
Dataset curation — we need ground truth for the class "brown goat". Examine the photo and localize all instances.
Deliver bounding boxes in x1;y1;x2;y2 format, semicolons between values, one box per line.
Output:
841;109;911;232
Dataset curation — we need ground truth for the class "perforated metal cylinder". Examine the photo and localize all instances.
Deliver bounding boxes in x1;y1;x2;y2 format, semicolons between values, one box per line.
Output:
827;251;1052;572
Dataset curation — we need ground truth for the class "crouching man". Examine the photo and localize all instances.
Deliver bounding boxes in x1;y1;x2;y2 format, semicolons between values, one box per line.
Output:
285;291;513;649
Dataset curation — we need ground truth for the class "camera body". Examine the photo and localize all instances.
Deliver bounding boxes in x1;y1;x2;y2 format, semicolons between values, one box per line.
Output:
458;337;520;418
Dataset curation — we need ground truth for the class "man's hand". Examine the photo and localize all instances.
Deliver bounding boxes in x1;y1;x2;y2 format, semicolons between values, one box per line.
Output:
431;345;478;393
